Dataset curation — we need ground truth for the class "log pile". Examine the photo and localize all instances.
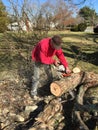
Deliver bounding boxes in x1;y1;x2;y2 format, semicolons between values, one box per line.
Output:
50;69;98;130
29;99;65;130
29;68;98;130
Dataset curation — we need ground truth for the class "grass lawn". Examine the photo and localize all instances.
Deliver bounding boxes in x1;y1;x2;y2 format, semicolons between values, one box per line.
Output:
0;31;98;80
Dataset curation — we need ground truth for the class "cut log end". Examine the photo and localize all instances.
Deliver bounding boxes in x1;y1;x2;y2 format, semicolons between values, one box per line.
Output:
72;67;81;73
50;82;61;97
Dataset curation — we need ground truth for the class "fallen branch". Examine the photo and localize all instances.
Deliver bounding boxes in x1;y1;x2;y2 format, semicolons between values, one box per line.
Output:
73;72;98;130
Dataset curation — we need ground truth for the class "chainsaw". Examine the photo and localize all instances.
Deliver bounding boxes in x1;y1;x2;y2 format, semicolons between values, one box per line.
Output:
58;65;81;77
57;65;71;77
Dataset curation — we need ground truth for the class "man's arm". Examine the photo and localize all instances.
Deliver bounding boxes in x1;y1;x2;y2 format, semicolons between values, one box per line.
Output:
55;49;71;73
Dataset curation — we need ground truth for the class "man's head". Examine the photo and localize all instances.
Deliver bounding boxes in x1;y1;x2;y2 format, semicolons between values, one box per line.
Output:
51;35;62;50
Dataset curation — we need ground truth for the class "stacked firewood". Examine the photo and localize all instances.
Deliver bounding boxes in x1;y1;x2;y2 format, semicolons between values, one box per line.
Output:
29;99;65;130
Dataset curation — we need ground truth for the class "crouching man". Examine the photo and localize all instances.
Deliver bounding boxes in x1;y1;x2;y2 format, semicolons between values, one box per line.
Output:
31;35;71;98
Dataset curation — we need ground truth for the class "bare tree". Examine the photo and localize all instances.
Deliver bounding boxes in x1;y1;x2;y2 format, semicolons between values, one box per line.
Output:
40;0;78;30
5;0;80;32
6;0;41;32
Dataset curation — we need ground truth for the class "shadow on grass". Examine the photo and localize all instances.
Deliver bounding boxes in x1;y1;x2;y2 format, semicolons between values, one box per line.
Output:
62;42;98;66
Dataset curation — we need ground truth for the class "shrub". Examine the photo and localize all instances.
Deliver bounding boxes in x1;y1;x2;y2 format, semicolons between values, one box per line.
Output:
93;25;98;33
78;23;87;31
70;25;79;31
70;23;87;32
0;2;9;33
0;19;8;33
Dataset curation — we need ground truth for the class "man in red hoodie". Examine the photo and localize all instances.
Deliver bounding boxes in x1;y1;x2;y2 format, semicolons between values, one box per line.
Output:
31;35;71;97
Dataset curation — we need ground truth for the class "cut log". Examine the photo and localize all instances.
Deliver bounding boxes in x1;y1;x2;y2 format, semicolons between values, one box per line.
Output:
72;67;81;73
50;72;84;96
50;72;98;97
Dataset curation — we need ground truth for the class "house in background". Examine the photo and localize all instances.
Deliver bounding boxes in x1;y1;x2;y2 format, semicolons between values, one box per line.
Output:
7;20;32;32
85;26;93;33
7;22;19;31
